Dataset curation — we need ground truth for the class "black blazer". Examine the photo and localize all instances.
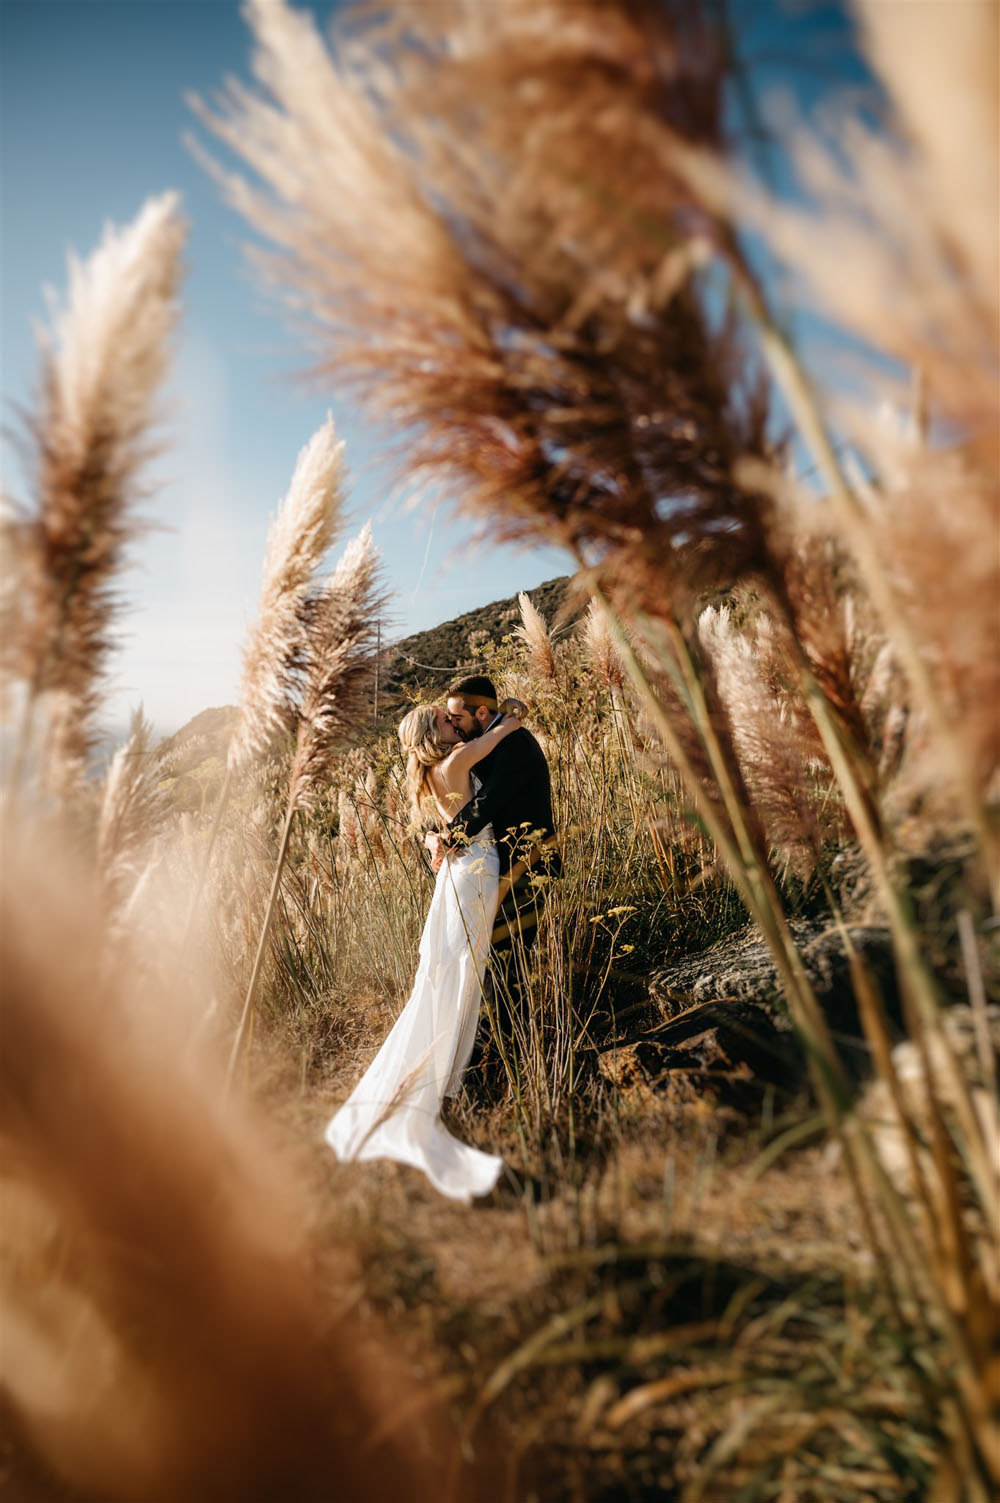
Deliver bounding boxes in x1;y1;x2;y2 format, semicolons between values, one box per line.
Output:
450;727;559;878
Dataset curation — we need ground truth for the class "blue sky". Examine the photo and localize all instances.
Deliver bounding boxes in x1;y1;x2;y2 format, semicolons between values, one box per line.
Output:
1;0;868;735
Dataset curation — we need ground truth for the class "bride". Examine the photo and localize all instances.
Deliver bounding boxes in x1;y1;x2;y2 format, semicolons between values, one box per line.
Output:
324;699;524;1201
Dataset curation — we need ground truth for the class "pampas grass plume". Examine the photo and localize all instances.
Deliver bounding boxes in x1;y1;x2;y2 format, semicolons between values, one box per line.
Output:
11;193;186;791
580;598;624;692
515;591;557;682
228;416;345;773
698;603;839;879
226;523;386;1078
96;705;169;919
290;523;385;813
192;0;771;599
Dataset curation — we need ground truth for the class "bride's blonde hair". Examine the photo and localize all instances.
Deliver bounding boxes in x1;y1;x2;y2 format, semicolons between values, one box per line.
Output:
398;705;452;825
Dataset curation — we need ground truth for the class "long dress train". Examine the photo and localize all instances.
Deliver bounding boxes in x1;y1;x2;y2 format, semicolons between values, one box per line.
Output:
324;825;503;1202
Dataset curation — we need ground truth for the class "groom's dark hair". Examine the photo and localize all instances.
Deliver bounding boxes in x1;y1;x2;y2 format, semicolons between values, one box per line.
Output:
447;674;498;708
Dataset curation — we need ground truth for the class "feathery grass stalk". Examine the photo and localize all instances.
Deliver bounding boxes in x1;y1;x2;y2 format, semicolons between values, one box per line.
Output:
515;591;557;681
643;603;851;1097
226;800;296;1086
781;626;1000;1230
637;610;971;1353
228;526;384;1077
96;705;168;920
286;526;384;812
584;579;1000;1406
186;420;345;935
7;194;185;799
661;601;997;1472
228;419;346;775
725;243;1000;911
590;583;847;1096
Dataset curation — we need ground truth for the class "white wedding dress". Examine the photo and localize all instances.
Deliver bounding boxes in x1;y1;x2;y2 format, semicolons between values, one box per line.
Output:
325;823;504;1202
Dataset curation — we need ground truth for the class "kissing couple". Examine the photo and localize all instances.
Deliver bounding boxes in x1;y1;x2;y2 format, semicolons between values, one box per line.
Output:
325;675;560;1201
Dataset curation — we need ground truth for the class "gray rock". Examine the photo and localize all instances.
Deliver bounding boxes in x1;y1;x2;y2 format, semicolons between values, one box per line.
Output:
651;921;898;1033
616;921;904;1101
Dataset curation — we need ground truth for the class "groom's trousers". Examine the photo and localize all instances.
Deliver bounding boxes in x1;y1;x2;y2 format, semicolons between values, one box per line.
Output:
478;836;561;1079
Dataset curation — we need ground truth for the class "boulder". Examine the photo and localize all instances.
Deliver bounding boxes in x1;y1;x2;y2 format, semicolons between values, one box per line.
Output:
595;923;910;1112
598;998;800;1114
649;921;901;1074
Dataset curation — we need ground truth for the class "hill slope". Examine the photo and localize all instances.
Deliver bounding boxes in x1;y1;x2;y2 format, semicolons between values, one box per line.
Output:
161;575;574;768
378;574;572;717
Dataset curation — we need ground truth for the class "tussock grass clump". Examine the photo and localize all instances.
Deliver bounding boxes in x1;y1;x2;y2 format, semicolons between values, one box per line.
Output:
473;1247;939;1503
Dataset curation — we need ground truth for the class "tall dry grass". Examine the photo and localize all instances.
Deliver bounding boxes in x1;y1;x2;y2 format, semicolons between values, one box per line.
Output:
0;822;475;1502
228;521;386;1076
182;416;348;935
2;0;997;1496
189;0;999;1492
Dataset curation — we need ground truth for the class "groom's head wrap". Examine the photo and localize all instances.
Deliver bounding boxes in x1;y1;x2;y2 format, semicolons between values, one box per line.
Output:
453;692;497;712
447;675;499;712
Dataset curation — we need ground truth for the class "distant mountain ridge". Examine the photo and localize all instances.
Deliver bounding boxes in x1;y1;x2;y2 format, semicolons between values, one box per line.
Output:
158;705;238;775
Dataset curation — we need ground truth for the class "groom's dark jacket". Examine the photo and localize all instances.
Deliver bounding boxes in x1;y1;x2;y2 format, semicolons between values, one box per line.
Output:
451;727;560;880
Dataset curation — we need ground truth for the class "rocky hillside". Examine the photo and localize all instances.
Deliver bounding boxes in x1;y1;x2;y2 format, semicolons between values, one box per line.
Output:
377;573;572;720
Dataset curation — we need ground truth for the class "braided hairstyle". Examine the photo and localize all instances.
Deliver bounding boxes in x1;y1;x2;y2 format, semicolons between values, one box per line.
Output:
398;705;453;825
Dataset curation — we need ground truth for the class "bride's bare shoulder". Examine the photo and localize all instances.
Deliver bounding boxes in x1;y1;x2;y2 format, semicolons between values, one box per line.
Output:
428;760;465;817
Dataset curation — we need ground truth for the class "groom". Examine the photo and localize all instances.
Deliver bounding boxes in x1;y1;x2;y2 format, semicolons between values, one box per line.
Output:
440;674;561;1073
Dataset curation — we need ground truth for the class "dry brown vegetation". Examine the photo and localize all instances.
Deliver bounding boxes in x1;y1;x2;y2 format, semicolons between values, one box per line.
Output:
2;2;998;1499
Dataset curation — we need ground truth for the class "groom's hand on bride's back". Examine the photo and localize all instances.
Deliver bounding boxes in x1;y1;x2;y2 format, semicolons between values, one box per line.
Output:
424;831;445;871
425;829;463;870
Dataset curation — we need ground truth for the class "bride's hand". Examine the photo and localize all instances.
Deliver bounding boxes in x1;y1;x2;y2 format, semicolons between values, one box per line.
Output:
498;697;526;720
